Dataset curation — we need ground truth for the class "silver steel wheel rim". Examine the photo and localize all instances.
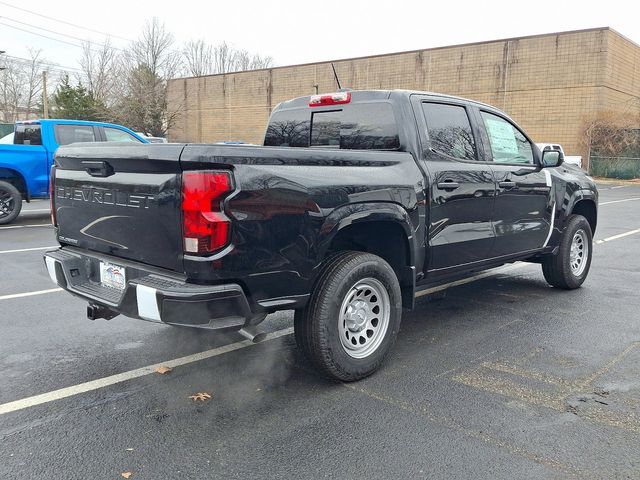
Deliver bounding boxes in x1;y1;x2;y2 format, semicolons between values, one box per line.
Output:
569;229;588;276
338;277;390;359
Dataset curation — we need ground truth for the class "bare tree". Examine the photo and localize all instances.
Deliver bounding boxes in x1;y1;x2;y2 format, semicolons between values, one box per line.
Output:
115;18;184;136
129;17;182;79
210;41;273;74
183;39;213;77
0;49;48;122
78;39;123;112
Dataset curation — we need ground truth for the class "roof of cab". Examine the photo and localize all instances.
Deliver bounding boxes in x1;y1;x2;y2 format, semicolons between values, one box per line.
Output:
274;89;500;113
15;119;134;128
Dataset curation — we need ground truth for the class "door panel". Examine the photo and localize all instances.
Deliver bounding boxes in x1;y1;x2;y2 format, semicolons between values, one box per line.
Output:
491;166;553;255
428;161;496;270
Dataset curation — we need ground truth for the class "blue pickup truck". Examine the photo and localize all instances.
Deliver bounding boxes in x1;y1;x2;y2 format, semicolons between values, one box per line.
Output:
0;119;147;224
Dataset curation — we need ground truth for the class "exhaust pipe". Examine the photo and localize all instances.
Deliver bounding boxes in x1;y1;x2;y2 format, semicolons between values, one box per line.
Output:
238;326;267;343
87;304;118;321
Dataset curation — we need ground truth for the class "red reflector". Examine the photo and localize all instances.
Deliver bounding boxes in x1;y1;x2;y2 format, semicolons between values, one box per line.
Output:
182;171;233;255
309;91;351;107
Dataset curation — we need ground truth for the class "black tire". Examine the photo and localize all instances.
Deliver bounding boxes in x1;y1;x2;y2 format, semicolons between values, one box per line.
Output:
542;214;593;289
294;251;402;382
0;180;22;225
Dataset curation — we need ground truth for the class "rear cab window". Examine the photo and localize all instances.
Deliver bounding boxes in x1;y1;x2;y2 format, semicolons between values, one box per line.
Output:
14;124;42;145
265;101;400;150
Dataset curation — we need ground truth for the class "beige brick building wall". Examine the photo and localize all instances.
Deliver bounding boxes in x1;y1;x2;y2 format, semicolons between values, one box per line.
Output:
167;28;640;164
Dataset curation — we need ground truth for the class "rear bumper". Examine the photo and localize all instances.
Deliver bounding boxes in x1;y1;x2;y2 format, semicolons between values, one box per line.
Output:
43;248;255;330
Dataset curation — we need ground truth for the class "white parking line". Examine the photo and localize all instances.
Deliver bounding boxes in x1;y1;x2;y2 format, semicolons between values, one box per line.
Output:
599;197;640;206
594;228;640;244
0;246;57;254
0;327;294;415
0;223;52;230
0;288;62;301
0;224;638;415
21;209;51;213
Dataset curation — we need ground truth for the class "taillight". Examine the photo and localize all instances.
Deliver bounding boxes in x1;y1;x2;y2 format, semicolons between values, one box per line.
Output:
182;171;233;255
49;166;57;226
309;91;351;107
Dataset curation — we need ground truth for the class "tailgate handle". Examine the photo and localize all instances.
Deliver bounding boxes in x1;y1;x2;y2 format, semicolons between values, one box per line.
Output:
82;160;114;177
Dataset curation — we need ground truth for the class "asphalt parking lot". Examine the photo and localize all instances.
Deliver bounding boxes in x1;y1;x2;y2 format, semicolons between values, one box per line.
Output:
1;183;639;479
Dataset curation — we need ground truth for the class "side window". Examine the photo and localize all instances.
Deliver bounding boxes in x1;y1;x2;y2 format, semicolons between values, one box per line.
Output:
480;112;533;164
422;102;477;161
55;125;96;146
104;127;140;143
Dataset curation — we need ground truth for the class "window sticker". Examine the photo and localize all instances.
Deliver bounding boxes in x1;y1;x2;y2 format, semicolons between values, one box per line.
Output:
485;118;518;155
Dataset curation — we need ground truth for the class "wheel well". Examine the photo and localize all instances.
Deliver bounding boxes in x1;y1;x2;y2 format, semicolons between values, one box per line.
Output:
571;200;597;234
328;221;413;306
0;168;27;198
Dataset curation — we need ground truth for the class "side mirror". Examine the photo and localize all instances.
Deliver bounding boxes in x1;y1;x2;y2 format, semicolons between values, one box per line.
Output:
542;148;564;168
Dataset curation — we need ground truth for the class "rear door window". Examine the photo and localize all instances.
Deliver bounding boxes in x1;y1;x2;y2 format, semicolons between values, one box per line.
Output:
480;112;533;164
55;125;97;146
14;124;42;145
422;103;477;161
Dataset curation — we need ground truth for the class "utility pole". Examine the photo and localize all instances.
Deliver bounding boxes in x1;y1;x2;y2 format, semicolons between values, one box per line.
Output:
0;50;5;71
42;70;49;119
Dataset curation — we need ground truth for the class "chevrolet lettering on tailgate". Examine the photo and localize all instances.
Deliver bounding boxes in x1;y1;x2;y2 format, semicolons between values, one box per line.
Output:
56;186;154;209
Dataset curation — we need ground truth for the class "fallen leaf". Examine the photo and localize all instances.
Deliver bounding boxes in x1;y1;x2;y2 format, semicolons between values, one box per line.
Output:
188;392;212;402
155;366;172;375
121;472;132;479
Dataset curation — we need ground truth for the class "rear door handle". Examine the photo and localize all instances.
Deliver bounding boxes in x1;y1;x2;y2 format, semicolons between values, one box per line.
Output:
437;181;460;191
499;181;517;189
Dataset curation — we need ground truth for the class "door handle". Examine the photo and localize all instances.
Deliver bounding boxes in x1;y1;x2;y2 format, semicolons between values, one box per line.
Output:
82;160;114;177
499;181;517;189
437;181;460;191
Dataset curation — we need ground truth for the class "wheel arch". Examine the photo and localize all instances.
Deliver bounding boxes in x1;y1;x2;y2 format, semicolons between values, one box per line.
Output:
317;203;418;309
0;167;29;200
570;198;597;235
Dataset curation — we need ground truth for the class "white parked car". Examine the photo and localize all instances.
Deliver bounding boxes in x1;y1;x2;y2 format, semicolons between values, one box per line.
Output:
0;132;14;144
536;143;582;169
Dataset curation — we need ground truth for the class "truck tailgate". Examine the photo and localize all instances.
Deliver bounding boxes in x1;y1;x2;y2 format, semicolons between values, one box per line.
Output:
53;143;186;272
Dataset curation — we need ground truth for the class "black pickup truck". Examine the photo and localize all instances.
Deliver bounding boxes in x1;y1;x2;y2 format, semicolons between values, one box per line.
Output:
44;90;598;381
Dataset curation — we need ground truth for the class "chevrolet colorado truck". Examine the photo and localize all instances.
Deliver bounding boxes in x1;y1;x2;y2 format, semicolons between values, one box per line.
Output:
44;90;598;381
0;119;146;224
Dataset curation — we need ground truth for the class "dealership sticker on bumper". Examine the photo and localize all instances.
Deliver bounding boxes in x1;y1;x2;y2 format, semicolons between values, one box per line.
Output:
100;262;126;290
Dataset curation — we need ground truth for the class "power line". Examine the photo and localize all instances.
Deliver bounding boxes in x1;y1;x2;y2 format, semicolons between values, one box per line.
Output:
4;54;85;74
0;21;86;49
0;0;134;42
0;15;125;52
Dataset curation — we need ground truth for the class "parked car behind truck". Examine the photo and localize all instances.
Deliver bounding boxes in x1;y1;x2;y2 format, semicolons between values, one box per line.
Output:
45;90;598;381
0;119;146;224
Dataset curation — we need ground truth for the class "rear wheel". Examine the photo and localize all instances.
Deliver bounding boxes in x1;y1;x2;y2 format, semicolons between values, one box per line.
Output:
0;181;22;225
294;251;402;381
542;214;593;289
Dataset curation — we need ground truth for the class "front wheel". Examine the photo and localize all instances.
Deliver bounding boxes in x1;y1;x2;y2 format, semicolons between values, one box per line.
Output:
0;181;22;225
294;251;402;382
542;214;593;289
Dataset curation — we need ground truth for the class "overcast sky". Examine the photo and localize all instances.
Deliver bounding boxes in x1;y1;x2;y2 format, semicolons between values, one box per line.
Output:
1;0;638;77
